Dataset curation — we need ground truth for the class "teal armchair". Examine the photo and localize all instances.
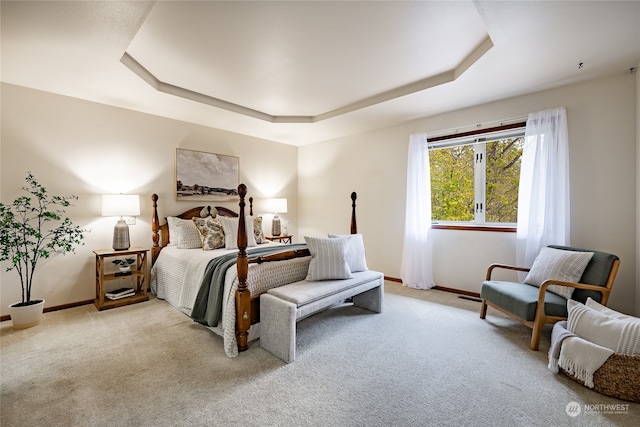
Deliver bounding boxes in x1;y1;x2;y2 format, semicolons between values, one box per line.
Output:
479;245;620;350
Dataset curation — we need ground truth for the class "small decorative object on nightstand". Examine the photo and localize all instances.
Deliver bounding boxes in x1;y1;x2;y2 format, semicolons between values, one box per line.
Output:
265;235;293;244
94;247;149;310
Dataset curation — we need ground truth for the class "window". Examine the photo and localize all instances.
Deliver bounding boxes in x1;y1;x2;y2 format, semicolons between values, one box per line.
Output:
429;124;525;227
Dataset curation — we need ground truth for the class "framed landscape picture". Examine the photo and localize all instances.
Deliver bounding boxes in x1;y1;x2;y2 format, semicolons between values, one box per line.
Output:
175;148;239;201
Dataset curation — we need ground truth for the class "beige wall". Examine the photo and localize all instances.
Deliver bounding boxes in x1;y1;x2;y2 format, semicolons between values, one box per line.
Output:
2;72;638;318
0;83;298;317
637;61;640;316
299;72;638;315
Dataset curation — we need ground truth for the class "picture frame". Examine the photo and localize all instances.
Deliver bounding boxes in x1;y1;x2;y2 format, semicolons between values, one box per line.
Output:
175;148;239;201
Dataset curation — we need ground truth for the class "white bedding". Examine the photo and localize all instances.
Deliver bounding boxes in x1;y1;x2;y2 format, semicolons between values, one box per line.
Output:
150;242;311;357
151;246;233;312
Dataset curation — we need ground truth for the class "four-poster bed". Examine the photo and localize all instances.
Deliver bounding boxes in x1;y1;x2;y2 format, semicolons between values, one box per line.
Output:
150;184;362;356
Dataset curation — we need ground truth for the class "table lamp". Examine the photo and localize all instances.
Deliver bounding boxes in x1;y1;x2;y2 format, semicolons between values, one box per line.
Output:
102;194;140;250
266;198;287;236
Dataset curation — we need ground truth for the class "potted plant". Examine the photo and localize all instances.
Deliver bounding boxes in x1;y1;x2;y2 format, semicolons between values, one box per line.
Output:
112;257;135;273
0;172;85;329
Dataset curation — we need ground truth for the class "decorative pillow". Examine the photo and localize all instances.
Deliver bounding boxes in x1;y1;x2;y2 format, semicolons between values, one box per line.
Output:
328;233;368;272
567;299;640;355
254;216;267;244
192;217;225;250
304;236;353;281
523;247;594;299
219;216;257;249
200;206;218;218
167;217;203;249
585;298;640;323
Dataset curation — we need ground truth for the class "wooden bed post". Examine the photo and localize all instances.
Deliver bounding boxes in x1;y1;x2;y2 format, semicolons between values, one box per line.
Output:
236;184;250;352
151;194;161;263
350;192;358;234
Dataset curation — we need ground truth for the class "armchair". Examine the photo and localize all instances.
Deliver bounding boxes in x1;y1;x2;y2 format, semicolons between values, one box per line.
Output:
479;245;620;351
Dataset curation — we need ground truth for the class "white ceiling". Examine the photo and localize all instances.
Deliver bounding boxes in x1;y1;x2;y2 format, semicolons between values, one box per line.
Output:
2;1;639;146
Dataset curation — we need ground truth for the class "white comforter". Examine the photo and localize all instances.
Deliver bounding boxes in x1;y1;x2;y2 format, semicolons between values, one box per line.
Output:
151;246;238;315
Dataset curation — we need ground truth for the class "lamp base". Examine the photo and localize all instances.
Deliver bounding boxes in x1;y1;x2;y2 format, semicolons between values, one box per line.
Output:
272;215;281;236
113;219;130;251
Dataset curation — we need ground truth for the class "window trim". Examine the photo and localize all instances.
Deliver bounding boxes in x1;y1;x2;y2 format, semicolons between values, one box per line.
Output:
428;122;526;145
431;223;516;233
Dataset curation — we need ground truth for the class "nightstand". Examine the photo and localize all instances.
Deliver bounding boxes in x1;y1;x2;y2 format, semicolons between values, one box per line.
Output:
94;247;149;311
265;235;293;244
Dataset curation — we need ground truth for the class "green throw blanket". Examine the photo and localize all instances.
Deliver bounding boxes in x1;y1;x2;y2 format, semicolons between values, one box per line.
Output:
191;243;308;327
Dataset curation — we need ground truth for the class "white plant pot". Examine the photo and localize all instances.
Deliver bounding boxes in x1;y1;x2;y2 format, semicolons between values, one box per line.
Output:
8;299;45;329
119;266;131;273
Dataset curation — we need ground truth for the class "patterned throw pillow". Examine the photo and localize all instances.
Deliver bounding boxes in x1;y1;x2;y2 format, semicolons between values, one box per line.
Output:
254;216;266;244
328;233;368;272
304;236;353;281
192;217;225;250
523;247;594;299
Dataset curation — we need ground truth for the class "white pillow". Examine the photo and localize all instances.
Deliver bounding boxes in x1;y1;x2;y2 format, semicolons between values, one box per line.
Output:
166;216;179;245
567;299;640;355
328;233;368;272
304;236;353;281
523;247;594;299
167;217;203;249
585;298;640;323
219;216;257;249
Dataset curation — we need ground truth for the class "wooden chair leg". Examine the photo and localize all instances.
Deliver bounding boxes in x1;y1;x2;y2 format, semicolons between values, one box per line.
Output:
530;318;544;351
480;299;488;319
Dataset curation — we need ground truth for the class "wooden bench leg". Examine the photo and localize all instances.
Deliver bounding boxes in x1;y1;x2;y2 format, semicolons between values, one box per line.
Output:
260;294;297;363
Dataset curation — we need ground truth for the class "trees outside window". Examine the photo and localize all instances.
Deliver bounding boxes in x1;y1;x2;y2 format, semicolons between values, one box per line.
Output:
430;135;524;225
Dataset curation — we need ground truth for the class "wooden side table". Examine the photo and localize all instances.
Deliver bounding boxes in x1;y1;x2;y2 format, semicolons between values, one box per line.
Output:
94;247;149;311
265;235;293;244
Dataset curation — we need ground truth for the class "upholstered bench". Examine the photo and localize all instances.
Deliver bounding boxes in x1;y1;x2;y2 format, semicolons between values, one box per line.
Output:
260;269;384;363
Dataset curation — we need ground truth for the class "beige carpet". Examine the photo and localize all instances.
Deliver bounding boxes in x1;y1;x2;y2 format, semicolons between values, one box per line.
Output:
1;282;638;426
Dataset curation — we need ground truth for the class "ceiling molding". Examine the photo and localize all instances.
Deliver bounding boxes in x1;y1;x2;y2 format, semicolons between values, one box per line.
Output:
121;36;493;124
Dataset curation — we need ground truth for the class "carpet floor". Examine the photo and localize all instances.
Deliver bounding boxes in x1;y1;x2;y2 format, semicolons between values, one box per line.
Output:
1;282;638;426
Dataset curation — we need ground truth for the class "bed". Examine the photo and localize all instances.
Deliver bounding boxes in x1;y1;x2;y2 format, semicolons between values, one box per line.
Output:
150;184;360;357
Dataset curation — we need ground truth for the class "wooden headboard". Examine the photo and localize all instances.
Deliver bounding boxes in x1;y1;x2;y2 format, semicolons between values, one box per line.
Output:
150;194;253;264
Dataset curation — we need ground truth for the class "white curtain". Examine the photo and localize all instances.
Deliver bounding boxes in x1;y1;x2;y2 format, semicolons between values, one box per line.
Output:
401;133;435;289
516;107;570;268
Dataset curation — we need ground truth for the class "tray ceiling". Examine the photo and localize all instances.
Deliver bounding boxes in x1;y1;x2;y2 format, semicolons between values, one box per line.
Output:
2;1;639;145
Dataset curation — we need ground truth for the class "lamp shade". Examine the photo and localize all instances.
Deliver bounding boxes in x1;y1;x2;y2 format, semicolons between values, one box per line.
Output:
265;198;288;214
102;195;140;217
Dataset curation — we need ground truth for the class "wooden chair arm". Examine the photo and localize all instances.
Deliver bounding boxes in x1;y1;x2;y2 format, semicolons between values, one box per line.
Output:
537;280;611;307
486;263;530;280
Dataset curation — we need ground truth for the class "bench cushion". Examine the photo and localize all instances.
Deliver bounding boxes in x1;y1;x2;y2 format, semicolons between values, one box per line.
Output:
481;280;567;321
268;270;382;307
